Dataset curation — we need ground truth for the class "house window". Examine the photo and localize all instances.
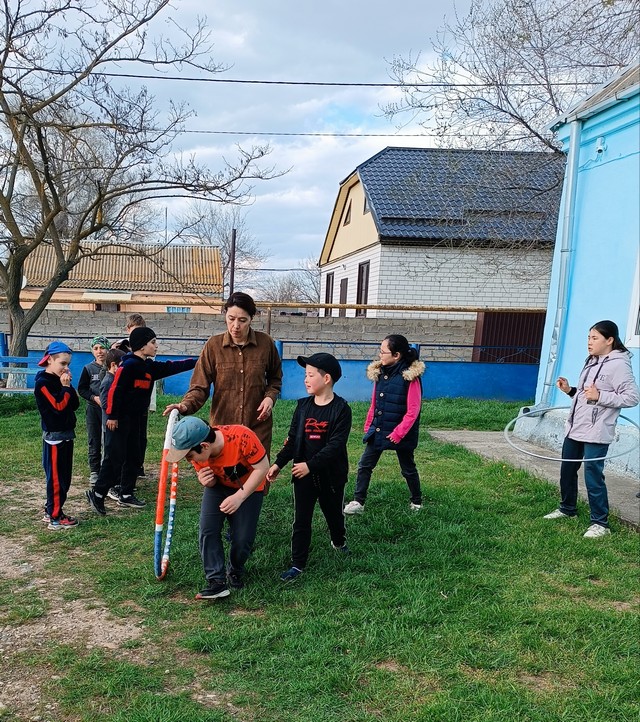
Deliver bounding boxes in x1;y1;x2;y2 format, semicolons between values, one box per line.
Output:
95;303;120;312
324;272;334;318
343;201;352;226
363;195;370;214
339;277;348;317
356;261;369;317
167;306;191;314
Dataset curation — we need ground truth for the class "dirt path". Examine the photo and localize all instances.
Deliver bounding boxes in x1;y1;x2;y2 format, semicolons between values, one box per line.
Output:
0;478;144;721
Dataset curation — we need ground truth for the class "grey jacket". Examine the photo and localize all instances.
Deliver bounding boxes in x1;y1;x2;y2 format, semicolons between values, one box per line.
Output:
565;350;639;444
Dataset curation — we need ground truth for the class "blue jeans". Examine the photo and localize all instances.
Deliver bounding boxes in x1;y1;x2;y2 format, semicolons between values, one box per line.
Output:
354;442;422;506
559;436;610;527
199;485;264;584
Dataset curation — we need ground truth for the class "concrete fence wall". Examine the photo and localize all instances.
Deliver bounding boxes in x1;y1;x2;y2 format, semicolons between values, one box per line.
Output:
0;308;477;360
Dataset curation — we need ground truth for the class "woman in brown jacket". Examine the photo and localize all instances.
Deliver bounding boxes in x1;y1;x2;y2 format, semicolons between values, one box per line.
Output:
164;292;282;455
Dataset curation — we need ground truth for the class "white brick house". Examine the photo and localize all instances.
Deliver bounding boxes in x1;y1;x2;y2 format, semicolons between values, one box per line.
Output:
319;147;565;321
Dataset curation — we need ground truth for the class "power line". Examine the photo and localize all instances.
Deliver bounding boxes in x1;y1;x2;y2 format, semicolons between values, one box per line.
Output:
14;65;594;88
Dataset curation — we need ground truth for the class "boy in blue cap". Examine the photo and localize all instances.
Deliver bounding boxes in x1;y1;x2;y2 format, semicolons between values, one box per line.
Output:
34;341;80;530
266;352;352;582
166;416;270;600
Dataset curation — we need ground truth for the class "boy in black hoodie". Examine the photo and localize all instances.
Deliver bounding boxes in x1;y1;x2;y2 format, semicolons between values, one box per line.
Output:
34;341;80;530
86;327;196;514
266;353;352;582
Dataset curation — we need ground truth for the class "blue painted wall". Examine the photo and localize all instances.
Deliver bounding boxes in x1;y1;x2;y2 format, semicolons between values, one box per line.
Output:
7;350;537;403
536;81;640;428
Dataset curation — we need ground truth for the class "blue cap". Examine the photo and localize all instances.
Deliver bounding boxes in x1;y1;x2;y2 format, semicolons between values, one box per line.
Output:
166;416;212;462
38;341;73;367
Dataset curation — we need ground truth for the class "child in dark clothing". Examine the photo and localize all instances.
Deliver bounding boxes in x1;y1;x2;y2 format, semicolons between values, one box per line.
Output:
34;341;80;530
86;327;196;514
78;335;110;486
267;353;352;582
98;348;125;498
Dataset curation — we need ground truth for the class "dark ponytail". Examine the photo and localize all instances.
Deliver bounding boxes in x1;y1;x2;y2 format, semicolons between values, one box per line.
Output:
591;320;628;353
384;334;418;363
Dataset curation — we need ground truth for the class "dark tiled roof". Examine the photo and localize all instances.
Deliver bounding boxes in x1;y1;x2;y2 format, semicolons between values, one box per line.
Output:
357;147;565;243
24;241;223;294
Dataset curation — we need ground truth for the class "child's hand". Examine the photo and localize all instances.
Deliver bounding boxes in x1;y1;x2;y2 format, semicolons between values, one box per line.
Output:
291;462;310;479
60;371;71;387
196;467;217;488
585;383;600;403
106;419;118;431
266;464;280;482
556;376;571;394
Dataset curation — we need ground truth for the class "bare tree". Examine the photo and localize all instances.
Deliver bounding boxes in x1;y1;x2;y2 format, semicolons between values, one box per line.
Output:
385;0;639;151
257;257;321;305
0;0;276;355
175;201;269;295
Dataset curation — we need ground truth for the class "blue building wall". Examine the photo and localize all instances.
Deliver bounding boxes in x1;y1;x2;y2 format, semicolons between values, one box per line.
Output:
536;87;640;428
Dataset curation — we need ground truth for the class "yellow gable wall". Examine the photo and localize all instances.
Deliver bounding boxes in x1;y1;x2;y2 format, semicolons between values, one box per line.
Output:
326;180;379;263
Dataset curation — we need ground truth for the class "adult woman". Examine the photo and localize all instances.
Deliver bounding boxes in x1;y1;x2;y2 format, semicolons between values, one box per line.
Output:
164;292;282;455
344;334;425;515
545;320;638;537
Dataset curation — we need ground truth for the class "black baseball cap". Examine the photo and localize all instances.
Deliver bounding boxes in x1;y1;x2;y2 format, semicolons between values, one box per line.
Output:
297;353;342;383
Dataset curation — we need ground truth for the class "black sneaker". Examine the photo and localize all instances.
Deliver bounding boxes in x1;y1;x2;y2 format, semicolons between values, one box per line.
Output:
137;468;147;479
280;566;303;582
117;494;146;508
227;570;244;590
107;486;121;501
331;542;351;555
86;489;106;516
195;583;230;600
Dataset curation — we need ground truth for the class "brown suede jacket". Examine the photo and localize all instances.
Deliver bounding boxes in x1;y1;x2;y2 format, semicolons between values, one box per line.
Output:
180;329;282;454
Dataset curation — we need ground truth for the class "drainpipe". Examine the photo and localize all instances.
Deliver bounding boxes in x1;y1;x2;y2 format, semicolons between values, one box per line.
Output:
538;119;582;407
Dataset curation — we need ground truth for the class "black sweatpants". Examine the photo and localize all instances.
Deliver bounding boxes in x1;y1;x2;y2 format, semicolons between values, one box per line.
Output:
290;477;347;569
94;415;143;498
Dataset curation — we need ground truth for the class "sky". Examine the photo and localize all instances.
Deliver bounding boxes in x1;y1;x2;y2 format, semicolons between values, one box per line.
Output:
139;0;471;270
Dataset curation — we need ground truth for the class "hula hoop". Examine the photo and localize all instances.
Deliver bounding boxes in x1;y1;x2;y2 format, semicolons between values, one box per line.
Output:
154;409;180;580
503;405;640;463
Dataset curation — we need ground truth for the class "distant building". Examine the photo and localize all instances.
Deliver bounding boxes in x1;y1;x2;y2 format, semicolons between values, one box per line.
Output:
20;241;224;314
319;145;565;362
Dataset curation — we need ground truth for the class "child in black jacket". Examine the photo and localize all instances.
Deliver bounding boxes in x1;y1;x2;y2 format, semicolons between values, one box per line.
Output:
267;353;352;582
86;327;196;514
34;341;80;530
77;335;110;486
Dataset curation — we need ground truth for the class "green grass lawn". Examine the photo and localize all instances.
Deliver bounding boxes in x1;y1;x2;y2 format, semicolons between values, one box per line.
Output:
0;395;638;722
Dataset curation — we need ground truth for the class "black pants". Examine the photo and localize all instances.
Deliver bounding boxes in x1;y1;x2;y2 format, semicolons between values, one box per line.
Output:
43;439;73;520
290;477;346;569
94;415;143;497
354;443;422;506
85;404;102;474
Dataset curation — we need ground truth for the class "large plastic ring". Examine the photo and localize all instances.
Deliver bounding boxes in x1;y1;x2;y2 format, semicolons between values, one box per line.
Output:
503;406;639;462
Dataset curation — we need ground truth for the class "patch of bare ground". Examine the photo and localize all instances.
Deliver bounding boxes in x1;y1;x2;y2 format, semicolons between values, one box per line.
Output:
539;573;640;612
0;532;143;721
517;671;576;693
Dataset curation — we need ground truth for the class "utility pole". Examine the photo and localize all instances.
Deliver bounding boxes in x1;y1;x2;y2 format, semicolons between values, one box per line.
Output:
229;228;236;296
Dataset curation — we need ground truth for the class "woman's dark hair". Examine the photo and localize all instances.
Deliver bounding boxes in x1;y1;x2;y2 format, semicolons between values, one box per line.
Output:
224;292;257;318
384;334;419;363
590;320;628;352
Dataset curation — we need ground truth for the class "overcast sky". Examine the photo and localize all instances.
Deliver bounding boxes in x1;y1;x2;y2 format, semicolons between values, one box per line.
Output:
143;1;471;269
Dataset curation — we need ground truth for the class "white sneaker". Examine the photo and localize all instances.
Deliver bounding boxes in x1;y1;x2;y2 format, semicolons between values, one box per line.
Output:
543;509;575;520
344;501;364;515
583;524;611;538
410;503;422;511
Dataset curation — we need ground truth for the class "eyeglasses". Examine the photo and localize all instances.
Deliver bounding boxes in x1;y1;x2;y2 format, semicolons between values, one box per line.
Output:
379;349;393;355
